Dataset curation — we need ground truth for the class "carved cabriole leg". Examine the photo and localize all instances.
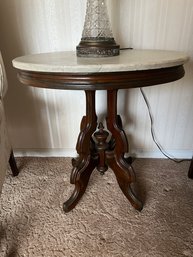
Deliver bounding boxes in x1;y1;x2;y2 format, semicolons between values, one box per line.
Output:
106;90;143;211
63;90;98;212
188;157;193;179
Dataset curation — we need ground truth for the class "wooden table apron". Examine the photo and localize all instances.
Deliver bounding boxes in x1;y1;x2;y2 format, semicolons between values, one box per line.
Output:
17;65;185;212
18;65;184;90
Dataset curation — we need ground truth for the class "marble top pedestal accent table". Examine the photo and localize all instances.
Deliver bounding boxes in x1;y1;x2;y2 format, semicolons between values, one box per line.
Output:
13;49;189;212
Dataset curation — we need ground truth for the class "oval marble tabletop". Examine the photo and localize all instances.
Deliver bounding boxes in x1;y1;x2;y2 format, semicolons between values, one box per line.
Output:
12;49;189;74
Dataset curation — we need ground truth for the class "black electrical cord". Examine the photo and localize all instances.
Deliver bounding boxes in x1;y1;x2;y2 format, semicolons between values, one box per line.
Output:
120;47;133;50
140;87;190;163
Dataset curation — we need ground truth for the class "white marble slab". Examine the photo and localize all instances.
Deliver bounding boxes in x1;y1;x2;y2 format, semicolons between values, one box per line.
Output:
12;49;189;73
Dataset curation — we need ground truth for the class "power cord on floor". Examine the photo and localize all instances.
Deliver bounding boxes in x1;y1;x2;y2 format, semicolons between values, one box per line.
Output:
120;47;133;50
140;87;190;163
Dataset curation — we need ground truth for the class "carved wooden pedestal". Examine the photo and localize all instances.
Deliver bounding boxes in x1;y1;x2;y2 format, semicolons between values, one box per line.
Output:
63;90;143;212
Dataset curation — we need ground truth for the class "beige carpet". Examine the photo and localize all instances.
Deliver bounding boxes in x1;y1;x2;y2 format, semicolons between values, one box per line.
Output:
0;157;193;257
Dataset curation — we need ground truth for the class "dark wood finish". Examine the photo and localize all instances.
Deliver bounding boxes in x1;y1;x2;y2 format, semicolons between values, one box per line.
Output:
15;64;186;212
63;91;98;212
17;65;185;91
63;89;142;212
106;90;143;211
94;123;109;175
9;150;19;176
188;157;193;179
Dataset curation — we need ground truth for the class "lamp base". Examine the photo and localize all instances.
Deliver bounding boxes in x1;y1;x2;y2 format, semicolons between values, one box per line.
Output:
76;37;120;58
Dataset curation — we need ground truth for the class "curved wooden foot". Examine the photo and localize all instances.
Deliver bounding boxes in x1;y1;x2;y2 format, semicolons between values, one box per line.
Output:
63;156;97;212
108;158;143;211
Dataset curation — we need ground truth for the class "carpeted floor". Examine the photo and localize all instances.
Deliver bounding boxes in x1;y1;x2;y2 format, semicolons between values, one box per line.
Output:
0;157;193;257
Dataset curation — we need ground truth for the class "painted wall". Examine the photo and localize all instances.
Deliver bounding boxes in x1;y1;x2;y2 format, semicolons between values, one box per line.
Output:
0;0;193;158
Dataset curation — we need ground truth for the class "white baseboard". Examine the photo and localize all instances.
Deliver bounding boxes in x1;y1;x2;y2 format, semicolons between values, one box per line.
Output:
14;148;193;159
132;149;192;159
14;148;78;158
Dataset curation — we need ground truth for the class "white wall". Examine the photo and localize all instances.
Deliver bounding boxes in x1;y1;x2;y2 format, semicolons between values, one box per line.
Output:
0;0;193;158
